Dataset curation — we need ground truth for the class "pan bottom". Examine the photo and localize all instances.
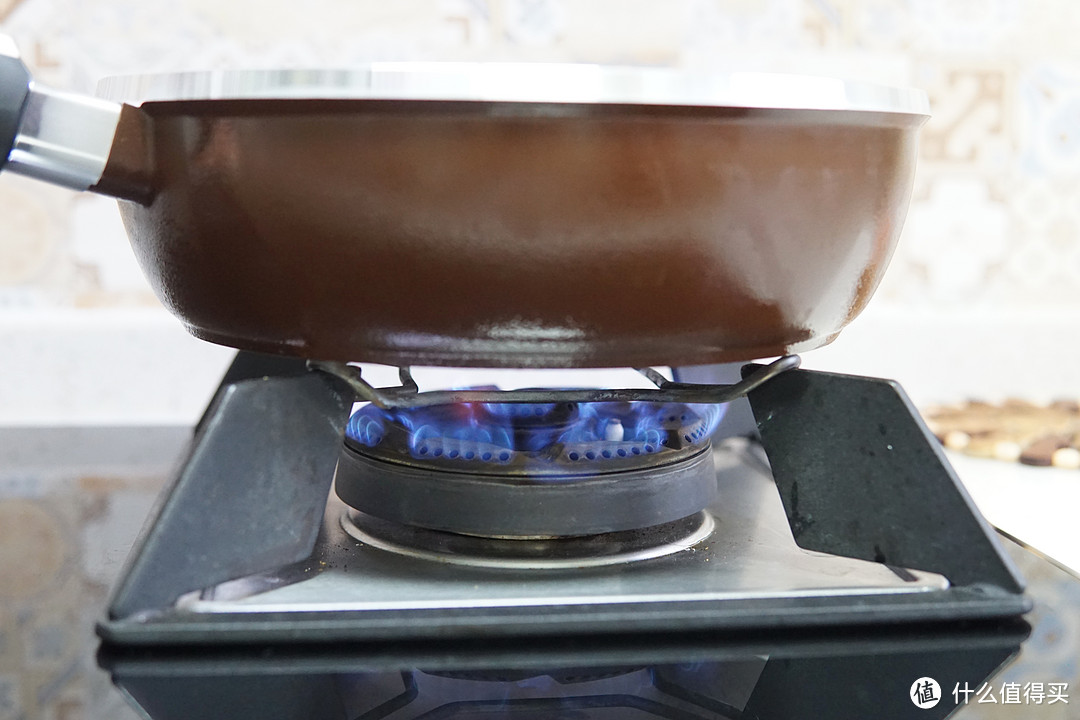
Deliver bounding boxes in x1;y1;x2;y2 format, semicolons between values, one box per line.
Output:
184;324;824;369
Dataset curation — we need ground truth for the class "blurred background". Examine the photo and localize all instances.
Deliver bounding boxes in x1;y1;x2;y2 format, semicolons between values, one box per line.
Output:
1;2;1079;719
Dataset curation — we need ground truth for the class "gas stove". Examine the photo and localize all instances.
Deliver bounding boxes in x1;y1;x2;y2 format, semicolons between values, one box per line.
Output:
98;351;1028;646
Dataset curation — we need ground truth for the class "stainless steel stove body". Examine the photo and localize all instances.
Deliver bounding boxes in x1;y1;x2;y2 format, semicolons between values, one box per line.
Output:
97;353;1028;646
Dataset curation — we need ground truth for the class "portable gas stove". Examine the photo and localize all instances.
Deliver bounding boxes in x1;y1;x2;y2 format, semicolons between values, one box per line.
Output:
99;352;1028;646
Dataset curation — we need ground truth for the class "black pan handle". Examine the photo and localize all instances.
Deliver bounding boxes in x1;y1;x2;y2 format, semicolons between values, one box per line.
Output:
0;34;124;192
0;36;32;172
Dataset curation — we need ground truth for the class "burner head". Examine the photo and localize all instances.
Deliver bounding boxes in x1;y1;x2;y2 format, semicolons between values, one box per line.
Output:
335;399;723;539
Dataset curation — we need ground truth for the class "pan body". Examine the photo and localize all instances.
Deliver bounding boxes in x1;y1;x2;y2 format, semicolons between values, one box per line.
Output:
114;98;922;368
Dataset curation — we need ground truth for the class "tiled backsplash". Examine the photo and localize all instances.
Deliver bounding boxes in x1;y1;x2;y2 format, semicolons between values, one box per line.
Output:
1;1;1078;422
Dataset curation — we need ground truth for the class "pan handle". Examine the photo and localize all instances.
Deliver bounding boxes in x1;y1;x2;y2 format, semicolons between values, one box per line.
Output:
0;36;31;172
1;35;124;192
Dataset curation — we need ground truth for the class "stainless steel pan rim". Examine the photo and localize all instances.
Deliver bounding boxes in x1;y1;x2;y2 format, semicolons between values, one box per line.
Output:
97;64;929;116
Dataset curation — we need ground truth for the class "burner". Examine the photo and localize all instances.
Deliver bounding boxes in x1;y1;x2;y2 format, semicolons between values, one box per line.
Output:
344;399;721;473
334;400;721;539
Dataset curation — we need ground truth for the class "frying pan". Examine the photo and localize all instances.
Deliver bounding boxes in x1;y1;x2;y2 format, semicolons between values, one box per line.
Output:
1;39;929;368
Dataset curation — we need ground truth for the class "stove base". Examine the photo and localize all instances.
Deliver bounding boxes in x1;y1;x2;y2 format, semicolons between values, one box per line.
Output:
98;438;1027;646
99;352;1030;647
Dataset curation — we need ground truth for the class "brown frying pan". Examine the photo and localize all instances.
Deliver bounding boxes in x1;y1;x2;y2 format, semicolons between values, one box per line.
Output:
1;43;928;368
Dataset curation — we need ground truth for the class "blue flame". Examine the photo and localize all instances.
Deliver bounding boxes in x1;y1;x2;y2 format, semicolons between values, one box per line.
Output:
345;394;728;464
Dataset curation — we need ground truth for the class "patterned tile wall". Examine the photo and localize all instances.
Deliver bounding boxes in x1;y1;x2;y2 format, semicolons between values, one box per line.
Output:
1;0;1078;311
0;427;183;720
